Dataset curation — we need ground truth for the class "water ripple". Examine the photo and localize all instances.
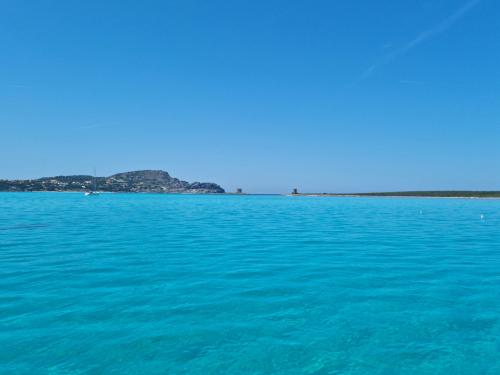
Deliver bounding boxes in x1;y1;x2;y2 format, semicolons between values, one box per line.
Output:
1;193;500;374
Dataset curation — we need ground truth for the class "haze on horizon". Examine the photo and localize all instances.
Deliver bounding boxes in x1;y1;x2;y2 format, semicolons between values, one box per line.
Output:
1;0;499;193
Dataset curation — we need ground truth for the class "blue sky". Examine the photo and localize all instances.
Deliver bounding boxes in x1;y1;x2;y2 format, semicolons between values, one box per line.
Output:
1;0;498;193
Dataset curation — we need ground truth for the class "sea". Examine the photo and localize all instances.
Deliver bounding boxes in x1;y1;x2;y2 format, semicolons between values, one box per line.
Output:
1;193;499;374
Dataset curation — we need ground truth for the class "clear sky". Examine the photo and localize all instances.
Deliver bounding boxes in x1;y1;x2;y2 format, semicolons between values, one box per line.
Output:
1;0;499;193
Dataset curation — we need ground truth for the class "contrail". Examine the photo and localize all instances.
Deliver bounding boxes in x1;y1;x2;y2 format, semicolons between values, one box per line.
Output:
354;0;481;84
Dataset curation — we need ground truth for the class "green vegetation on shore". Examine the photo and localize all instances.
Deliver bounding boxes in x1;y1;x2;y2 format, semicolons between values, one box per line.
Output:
294;191;500;198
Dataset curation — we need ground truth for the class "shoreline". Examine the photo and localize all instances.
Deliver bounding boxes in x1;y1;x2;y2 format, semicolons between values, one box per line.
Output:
0;191;279;196
1;191;500;199
289;193;500;200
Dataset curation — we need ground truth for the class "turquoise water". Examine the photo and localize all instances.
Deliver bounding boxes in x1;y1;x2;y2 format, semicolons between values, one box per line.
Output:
1;193;500;374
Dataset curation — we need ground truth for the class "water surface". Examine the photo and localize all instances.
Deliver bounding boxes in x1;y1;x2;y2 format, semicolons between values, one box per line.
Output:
1;193;499;374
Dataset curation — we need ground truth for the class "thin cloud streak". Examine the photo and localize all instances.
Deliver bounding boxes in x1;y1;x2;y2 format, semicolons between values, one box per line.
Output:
354;0;481;84
399;80;425;85
77;123;110;130
6;84;31;88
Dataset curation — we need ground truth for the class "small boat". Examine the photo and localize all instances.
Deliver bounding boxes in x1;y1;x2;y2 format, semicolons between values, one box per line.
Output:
85;169;100;196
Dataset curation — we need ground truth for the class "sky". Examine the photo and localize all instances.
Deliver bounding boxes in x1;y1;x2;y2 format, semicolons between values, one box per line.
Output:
1;0;499;193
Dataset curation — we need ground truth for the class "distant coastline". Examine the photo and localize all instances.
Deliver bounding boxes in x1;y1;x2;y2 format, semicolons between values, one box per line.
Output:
1;170;499;198
289;191;500;199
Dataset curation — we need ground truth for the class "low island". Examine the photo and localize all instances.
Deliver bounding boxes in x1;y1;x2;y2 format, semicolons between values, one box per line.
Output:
290;191;500;198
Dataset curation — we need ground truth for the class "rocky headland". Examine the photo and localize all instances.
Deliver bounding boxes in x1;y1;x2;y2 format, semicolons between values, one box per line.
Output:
0;170;225;194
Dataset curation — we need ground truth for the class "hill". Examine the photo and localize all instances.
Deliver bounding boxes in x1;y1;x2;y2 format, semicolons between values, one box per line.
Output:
0;170;225;194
